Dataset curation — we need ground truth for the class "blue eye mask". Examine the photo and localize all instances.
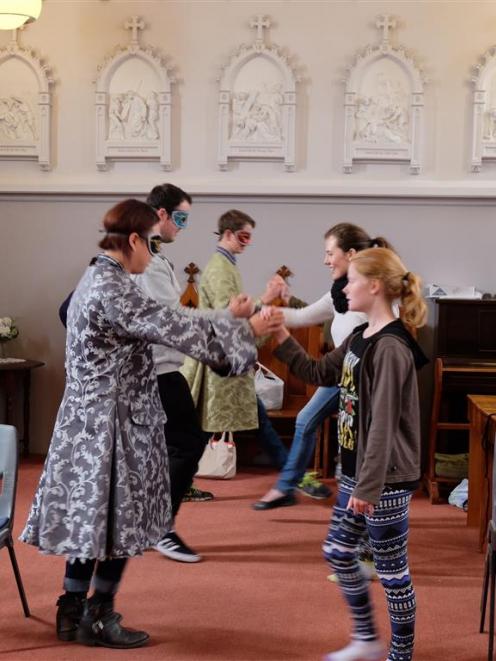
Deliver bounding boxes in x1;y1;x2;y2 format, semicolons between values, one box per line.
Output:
171;210;189;229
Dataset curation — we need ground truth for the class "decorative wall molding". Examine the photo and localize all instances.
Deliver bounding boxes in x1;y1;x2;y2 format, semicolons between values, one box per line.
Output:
470;45;496;172
0;28;54;170
94;16;175;171
217;15;299;172
343;15;426;175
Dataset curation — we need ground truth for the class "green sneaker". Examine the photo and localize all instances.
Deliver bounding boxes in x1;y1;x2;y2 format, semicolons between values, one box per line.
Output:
297;471;332;500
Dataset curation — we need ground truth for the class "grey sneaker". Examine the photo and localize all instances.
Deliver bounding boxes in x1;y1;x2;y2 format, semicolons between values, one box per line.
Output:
297;471;332;499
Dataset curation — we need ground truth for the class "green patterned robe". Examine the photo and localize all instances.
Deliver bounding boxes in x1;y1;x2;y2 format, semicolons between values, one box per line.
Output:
181;252;258;432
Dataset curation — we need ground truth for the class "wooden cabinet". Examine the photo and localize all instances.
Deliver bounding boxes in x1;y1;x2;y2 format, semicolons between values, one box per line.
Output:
426;299;496;503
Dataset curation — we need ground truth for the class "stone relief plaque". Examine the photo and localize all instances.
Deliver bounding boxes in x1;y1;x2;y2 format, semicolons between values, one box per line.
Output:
0;28;53;170
95;16;174;171
343;15;426;175
218;15;299;171
470;46;496;171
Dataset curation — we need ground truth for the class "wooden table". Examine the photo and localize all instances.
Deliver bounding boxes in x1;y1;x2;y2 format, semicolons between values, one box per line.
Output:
467;394;496;551
0;359;44;455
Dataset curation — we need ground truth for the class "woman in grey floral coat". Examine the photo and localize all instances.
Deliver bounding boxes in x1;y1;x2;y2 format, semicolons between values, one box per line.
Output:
21;199;279;649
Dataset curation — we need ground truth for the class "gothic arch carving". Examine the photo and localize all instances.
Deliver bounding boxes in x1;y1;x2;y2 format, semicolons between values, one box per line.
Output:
94;16;175;171
343;16;426;175
217;15;299;172
0;28;54;170
470;46;496;172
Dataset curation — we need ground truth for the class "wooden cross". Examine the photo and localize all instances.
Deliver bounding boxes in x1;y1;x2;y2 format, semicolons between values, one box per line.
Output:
250;15;270;43
10;27;23;47
184;262;200;284
376;14;396;44
277;265;293;281
125;16;145;44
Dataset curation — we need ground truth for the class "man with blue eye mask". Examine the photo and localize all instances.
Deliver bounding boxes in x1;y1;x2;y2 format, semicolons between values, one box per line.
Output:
132;183;213;565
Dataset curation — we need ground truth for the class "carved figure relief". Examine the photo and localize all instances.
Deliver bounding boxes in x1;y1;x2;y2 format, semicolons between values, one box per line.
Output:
354;73;409;144
108;89;159;141
218;15;299;171
471;47;496;171
343;15;426;175
0;95;37;140
95;16;175;171
0;28;53;170
231;83;283;143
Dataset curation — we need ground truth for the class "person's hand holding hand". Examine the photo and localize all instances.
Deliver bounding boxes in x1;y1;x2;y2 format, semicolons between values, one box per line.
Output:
260;274;286;304
249;307;284;336
280;282;291;305
229;294;255;318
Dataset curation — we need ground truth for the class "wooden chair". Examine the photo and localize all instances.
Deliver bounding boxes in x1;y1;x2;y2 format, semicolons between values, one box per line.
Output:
257;324;333;477
257;265;333;478
180;262;200;308
0;424;30;617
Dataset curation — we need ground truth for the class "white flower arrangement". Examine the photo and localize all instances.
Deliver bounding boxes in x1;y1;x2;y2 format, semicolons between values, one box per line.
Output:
0;317;19;343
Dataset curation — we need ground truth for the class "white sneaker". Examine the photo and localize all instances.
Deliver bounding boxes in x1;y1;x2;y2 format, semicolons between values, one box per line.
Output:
326;561;378;584
154;531;201;563
323;639;386;661
359;559;378;581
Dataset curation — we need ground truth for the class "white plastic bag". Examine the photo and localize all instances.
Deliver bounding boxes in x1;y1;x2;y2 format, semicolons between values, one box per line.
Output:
254;362;284;410
448;478;468;511
196;432;236;479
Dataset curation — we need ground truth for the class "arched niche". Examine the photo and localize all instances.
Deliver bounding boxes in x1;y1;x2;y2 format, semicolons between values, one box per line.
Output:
471;46;496;172
94;16;174;171
343;16;425;175
217;15;298;172
0;29;53;170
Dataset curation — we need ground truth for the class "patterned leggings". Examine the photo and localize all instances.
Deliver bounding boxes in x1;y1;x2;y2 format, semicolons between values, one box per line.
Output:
324;475;416;661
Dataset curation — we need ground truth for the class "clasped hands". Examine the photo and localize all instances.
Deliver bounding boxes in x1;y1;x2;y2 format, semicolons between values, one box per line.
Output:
228;293;288;340
228;274;293;340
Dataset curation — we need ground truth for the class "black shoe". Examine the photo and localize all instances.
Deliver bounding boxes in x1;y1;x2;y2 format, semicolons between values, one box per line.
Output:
252;493;296;510
154;531;201;563
76;601;149;649
183;486;214;502
56;593;86;642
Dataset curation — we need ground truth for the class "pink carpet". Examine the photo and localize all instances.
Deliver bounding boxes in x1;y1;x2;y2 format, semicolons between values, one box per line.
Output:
0;458;487;660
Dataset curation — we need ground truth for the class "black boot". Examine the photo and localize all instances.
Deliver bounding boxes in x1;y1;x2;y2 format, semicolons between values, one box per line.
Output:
76;599;149;649
56;593;86;641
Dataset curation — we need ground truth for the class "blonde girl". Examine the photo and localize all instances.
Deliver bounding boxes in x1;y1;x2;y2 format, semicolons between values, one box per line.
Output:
272;248;428;661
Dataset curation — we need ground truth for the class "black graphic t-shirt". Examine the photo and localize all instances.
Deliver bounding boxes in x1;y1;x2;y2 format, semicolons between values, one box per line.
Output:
338;331;371;478
338;320;421;491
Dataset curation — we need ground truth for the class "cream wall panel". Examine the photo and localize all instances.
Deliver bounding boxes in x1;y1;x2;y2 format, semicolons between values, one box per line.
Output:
0;1;496;192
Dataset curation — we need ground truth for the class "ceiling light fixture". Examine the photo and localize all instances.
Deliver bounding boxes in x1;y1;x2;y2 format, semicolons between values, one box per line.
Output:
0;0;43;31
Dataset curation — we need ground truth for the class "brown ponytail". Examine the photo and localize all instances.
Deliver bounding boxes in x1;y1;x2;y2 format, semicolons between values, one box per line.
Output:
324;223;394;253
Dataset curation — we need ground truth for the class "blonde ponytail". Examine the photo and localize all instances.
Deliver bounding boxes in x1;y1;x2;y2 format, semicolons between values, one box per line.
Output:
351;248;427;329
400;271;427;329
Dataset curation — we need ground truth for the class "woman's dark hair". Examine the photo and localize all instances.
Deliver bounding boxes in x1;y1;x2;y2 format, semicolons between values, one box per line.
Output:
324;222;392;253
98;199;158;257
146;183;192;216
218;209;255;236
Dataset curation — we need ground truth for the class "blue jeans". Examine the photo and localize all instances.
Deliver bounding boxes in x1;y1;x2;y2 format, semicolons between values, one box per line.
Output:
275;386;339;494
256;397;289;470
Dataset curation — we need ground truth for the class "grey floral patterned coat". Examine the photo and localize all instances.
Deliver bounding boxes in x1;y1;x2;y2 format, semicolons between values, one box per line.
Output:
21;255;256;561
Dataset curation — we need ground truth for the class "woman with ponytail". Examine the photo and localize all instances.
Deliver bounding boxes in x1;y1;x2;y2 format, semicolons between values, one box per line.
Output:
254;224;390;514
271;247;428;661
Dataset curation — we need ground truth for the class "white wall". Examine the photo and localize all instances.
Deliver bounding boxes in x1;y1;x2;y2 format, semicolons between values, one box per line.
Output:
1;1;496;452
2;0;496;192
